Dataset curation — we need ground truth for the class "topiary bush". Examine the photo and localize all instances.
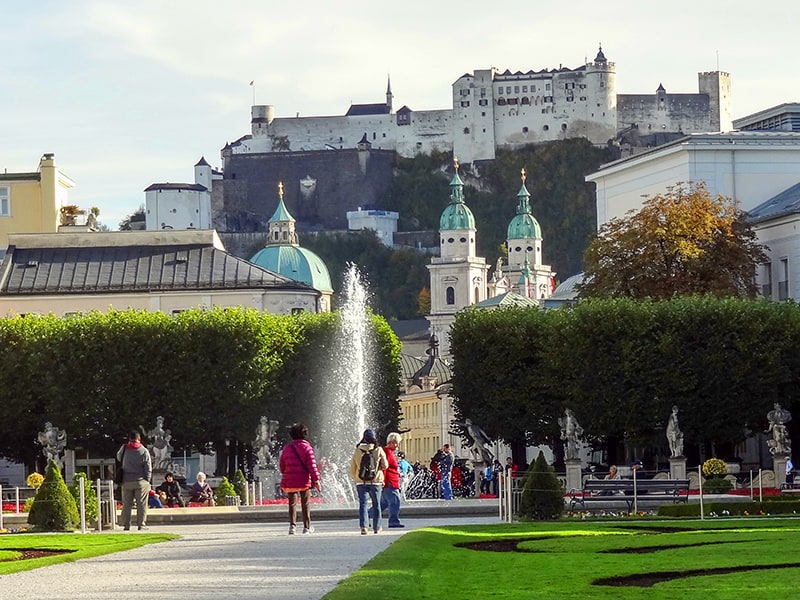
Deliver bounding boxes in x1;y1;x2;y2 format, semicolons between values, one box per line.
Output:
518;451;565;520
232;469;248;505
214;476;237;506
27;460;80;531
68;472;99;525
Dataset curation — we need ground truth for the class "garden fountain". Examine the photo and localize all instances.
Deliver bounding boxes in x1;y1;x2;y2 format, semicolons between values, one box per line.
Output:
316;264;375;502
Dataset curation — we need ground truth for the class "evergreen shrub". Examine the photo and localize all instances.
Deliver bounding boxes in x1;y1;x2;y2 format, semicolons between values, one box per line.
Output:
518;451;564;520
27;460;80;531
214;476;237;506
68;472;99;524
232;469;248;504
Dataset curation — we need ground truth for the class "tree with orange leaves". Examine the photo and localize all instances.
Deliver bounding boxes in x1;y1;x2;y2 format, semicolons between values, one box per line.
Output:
579;182;767;299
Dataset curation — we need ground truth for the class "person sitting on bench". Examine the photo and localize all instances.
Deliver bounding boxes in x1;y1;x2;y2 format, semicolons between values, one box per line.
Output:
156;472;185;507
190;472;216;506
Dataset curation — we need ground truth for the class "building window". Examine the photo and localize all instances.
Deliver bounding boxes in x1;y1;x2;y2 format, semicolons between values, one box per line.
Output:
506;86;511;94
463;127;470;134
514;86;519;93
461;100;470;107
543;125;549;131
546;83;551;91
761;262;773;298
0;187;8;216
522;86;528;92
446;286;455;305
522;126;529;133
478;99;488;106
779;258;789;300
474;286;480;302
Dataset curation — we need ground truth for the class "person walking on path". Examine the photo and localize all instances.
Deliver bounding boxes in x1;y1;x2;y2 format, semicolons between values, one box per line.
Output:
279;422;321;535
438;444;454;500
350;428;388;534
116;430;152;531
378;432;405;528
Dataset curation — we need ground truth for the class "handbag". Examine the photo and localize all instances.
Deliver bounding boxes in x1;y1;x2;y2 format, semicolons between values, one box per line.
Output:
114;446;125;484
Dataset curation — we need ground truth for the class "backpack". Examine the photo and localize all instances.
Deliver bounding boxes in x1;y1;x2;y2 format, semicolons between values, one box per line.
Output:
358;447;380;482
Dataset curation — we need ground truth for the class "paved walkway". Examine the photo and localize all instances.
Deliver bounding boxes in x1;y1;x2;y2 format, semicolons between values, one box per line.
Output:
4;515;499;599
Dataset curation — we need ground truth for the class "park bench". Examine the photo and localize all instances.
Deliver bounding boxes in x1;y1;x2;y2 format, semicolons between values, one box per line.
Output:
569;478;690;512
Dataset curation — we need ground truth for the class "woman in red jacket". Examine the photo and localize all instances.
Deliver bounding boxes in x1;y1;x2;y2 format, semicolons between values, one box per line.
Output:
279;423;322;534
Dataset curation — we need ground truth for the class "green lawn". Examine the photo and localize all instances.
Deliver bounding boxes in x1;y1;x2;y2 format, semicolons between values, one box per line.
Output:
324;519;800;599
0;533;177;575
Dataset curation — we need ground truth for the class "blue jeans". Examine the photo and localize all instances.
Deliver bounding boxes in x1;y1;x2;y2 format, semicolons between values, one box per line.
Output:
441;473;452;500
357;484;382;532
379;485;402;526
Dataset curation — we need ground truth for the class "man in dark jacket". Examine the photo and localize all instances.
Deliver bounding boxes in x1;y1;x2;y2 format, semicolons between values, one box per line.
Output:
116;431;152;530
156;472;185;507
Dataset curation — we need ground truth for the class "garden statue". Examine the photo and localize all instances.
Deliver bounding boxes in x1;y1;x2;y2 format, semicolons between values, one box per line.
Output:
254;416;280;468
766;403;792;456
37;422;66;461
666;405;684;458
461;418;494;463
559;408;583;461
144;415;173;470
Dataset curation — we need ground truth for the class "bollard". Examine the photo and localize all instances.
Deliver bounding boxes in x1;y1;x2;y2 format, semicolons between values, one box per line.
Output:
79;477;86;534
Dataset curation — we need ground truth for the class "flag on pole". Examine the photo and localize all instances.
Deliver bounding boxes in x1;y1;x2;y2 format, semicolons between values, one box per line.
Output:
249;80;254;86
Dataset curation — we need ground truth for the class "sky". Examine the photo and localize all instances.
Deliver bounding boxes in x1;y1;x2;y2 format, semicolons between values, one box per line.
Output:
2;1;798;229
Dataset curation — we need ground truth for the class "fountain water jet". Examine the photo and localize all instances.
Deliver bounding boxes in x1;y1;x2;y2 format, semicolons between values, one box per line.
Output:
317;265;375;500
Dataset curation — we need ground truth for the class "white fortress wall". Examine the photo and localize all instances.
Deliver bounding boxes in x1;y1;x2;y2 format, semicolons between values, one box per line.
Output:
249;113;397;153
395;108;453;158
617;93;713;135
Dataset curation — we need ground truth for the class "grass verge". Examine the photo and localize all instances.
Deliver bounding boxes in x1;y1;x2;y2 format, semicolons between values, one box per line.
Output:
0;533;177;575
324;519;800;599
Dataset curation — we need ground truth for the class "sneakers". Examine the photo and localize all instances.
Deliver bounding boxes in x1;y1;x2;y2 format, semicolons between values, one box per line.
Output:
138;525;149;531
288;524;296;535
374;528;382;534
302;526;314;534
360;527;368;535
388;523;405;528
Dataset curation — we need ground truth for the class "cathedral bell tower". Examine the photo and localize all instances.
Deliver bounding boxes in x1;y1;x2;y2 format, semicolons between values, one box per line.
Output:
427;158;488;355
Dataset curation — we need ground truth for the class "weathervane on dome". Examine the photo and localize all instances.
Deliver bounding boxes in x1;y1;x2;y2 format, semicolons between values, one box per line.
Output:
453;156;459;172
521;167;527;184
278;181;284;199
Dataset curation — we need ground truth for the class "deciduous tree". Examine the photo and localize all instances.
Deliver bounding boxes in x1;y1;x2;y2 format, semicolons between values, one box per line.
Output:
580;182;767;299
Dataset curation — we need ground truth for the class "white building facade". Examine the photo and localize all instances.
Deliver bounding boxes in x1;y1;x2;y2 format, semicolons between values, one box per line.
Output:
144;158;220;231
586;132;800;228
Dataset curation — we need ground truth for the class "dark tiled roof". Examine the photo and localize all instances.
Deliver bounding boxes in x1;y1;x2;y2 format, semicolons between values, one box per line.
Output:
345;103;390;116
0;172;40;182
0;244;308;295
747;182;800;224
388;318;431;341
144;183;208;192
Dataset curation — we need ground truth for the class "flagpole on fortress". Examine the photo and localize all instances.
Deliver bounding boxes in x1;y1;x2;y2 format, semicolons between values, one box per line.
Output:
249;80;255;106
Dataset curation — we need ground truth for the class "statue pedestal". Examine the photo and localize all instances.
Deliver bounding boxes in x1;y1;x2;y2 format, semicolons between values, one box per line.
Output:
256;469;279;501
565;460;583;493
152;468;169;486
773;456;787;489
669;456;687;480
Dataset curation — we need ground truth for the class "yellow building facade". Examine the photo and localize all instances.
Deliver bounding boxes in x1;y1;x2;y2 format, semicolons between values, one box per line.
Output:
0;153;75;254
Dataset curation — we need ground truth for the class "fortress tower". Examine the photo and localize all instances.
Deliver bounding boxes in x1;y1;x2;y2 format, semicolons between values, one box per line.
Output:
699;71;732;132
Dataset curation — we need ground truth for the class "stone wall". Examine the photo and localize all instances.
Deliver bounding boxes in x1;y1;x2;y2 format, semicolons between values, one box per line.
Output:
214;148;395;233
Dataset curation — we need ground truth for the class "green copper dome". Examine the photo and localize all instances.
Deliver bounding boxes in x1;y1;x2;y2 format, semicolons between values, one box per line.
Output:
250;246;333;293
439;170;475;231
507;182;541;240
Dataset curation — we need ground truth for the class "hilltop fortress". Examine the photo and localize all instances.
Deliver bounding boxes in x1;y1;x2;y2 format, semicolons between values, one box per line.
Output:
223;47;731;166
